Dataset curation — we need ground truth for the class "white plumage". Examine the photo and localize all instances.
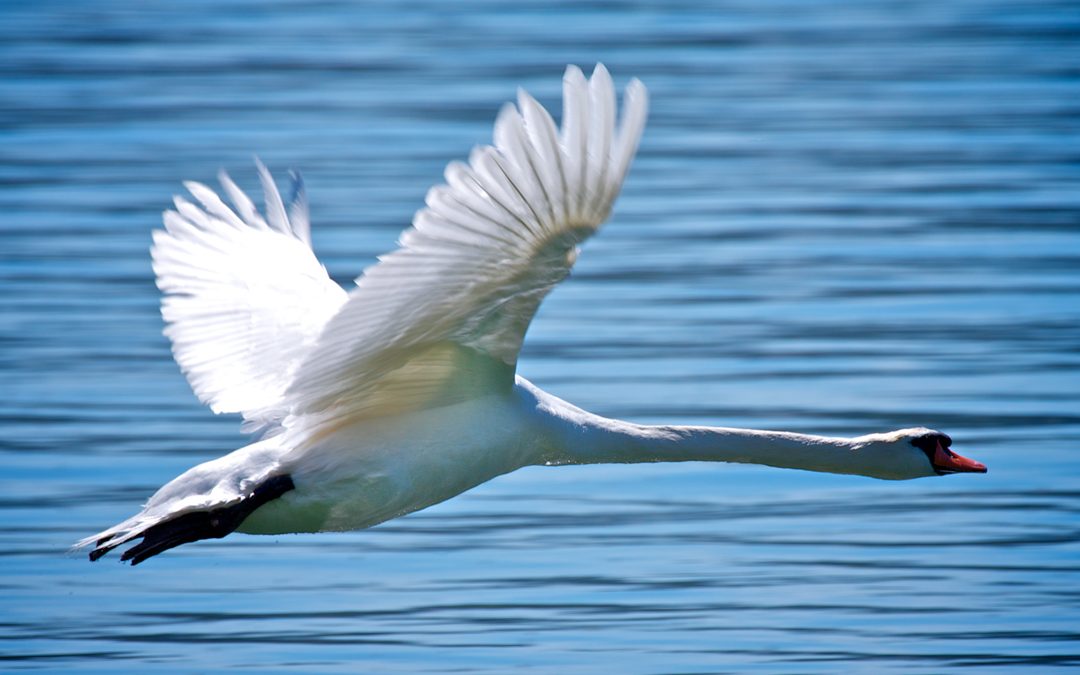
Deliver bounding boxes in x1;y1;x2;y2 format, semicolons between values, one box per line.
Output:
80;65;983;565
154;162;347;429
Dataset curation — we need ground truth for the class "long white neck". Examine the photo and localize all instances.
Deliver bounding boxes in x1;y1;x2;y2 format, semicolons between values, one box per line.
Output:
518;379;888;478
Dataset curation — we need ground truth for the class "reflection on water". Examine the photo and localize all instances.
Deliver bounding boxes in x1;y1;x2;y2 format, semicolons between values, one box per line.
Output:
2;0;1079;672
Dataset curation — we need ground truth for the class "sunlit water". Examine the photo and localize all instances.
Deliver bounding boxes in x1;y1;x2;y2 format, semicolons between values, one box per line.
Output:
3;1;1079;672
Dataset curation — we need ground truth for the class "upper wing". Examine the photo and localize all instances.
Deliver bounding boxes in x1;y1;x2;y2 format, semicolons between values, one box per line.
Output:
283;64;648;421
152;161;348;430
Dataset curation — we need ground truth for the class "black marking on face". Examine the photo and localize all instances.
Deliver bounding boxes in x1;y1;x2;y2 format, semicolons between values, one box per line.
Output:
912;432;955;475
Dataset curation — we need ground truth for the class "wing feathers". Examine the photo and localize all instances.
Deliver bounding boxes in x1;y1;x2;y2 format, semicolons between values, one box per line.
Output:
182;181;247;229
152;164;347;427
149;66;646;430
516;90;563;225
561;65;590;222
494;103;554;230
255;158;291;236
284;64;648;419
586;64;615;221
286;170;311;245
609;78;649;205
217;169;267;230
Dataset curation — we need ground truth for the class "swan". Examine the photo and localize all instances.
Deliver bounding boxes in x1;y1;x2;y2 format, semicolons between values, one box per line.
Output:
79;64;986;565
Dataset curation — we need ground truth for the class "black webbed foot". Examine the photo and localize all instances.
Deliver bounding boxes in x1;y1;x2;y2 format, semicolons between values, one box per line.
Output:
89;474;295;565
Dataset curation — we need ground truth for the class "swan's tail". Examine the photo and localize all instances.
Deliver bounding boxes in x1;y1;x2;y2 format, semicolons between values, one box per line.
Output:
79;474;294;565
75;439;293;565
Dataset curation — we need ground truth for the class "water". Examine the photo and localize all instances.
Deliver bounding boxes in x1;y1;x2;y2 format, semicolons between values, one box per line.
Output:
3;0;1079;671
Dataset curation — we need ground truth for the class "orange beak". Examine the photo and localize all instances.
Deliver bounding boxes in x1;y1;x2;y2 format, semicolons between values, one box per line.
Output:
933;441;987;474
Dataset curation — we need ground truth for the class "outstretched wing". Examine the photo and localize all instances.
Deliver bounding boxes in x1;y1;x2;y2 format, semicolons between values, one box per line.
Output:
152;161;348;429
152;65;646;431
284;64;648;421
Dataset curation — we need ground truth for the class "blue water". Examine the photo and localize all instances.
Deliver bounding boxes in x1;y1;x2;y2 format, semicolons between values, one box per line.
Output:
3;1;1079;671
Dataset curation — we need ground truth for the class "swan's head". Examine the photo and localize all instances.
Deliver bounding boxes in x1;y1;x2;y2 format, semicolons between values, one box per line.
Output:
854;428;987;480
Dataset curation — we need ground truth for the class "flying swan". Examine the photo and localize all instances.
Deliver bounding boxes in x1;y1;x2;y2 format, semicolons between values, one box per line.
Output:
80;65;986;565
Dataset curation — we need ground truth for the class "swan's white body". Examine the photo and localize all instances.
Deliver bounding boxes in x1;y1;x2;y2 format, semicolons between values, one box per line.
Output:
81;65;984;564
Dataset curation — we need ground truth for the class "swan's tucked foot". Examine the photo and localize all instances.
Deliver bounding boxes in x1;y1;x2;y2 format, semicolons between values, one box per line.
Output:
89;474;295;565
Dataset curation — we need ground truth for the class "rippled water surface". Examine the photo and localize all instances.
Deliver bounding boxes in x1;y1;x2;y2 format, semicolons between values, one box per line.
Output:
3;1;1079;671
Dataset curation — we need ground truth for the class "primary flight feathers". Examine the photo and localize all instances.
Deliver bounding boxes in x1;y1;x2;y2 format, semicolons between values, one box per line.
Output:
152;64;648;431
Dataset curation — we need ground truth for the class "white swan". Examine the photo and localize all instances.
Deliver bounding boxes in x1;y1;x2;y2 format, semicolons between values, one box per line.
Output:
80;65;986;565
